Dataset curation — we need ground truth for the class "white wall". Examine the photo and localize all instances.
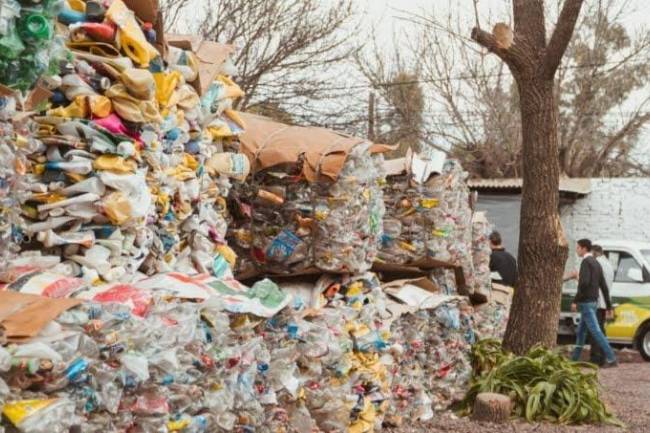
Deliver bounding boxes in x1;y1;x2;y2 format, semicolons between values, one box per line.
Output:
561;178;650;271
561;178;650;243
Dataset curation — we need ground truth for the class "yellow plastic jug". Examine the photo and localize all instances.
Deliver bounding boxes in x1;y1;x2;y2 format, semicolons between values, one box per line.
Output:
106;0;159;67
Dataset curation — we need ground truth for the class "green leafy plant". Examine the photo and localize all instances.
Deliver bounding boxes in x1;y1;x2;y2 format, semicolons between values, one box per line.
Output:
459;339;623;426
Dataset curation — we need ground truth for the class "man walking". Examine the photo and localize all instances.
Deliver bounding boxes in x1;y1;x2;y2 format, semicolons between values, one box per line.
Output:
571;239;617;367
591;244;615;366
489;231;518;287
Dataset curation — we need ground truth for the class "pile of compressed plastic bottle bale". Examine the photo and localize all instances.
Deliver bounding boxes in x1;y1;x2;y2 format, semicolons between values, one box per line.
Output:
0;96;25;267
227;112;386;279
471;212;492;296
379;278;500;427
0;2;511;432
1;0;249;284
379;151;478;294
0;0;68;91
0;268;508;433
379;153;443;266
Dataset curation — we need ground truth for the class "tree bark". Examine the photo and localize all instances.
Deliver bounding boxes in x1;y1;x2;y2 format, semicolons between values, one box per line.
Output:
471;0;583;354
503;79;569;354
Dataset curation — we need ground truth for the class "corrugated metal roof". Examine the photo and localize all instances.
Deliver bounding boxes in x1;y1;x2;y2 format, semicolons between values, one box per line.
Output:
467;178;591;195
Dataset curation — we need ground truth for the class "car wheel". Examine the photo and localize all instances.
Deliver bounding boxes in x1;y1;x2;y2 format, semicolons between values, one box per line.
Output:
638;323;650;362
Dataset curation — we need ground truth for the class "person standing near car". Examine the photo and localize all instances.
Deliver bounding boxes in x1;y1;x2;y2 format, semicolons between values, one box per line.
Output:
590;244;615;366
489;231;518;287
571;239;618;367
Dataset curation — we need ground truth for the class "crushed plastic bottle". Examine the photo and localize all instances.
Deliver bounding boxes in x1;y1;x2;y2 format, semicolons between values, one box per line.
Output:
228;140;386;278
2;0;248;283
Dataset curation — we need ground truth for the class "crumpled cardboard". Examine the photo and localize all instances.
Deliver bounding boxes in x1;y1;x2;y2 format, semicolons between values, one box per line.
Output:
383;148;446;183
0;291;81;342
489;283;514;306
166;34;234;96
237;112;393;182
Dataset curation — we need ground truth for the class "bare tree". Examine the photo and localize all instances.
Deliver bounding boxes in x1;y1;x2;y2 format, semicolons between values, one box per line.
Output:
162;0;359;126
413;0;649;178
356;44;425;155
469;0;584;354
558;0;650;176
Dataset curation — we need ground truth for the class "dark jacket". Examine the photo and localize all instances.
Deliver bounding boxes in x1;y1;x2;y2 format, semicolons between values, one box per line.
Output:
575;255;612;309
489;249;518;287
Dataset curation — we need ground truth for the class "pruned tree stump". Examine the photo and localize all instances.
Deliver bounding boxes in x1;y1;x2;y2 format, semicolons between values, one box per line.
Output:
472;392;512;423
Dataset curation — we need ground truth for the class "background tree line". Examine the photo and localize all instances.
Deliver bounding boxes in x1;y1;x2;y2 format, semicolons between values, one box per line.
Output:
162;0;649;178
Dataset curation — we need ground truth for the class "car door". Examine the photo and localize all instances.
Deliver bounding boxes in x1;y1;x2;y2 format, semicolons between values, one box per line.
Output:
604;249;649;343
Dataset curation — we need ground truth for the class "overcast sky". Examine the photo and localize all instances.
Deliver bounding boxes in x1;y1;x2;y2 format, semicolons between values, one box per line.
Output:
357;0;649;33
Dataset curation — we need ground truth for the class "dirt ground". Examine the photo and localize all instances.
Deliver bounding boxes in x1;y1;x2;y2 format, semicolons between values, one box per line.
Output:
393;362;650;433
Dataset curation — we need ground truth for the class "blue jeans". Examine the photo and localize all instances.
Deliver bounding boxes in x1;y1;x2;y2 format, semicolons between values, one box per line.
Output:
572;302;616;363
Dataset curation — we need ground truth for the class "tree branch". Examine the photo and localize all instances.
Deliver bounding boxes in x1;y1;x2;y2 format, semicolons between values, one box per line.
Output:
543;0;585;79
470;27;525;72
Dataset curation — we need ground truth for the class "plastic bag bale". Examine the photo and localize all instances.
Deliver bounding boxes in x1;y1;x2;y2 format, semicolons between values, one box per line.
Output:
228;140;385;278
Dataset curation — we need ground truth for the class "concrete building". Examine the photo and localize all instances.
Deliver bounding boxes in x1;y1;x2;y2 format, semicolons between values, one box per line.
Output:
468;178;590;256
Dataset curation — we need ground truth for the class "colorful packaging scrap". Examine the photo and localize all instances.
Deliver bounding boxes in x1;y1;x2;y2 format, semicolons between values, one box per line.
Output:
227;112;387;278
1;0;248;282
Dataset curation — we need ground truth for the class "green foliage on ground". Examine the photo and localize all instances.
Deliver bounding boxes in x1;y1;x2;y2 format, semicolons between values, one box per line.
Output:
459;339;623;426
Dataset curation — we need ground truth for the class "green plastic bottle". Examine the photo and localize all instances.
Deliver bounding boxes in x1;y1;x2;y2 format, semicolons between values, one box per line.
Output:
18;12;52;43
0;22;26;60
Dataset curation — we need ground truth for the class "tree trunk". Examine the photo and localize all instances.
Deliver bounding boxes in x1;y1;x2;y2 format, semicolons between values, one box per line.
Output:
503;79;569;354
471;0;584;355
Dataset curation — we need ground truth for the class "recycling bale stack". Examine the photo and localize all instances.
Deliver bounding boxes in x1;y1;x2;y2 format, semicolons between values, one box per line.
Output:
0;97;27;269
471;211;492;297
1;0;249;283
0;272;396;433
227;112;387;279
270;273;394;432
382;279;511;425
0;0;67;92
381;281;474;422
378;154;444;266
378;151;481;295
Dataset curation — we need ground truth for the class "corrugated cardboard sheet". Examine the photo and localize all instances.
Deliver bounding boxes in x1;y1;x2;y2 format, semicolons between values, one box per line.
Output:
0;291;80;343
166;34;234;96
237;112;393;182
